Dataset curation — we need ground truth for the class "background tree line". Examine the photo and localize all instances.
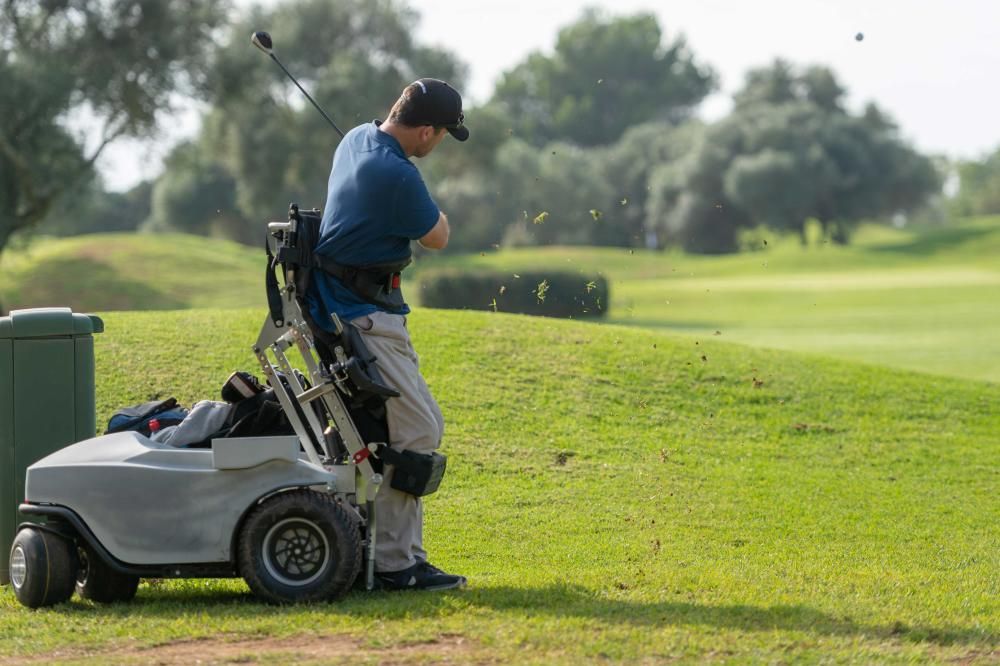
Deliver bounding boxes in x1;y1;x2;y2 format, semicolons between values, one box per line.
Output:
7;0;997;261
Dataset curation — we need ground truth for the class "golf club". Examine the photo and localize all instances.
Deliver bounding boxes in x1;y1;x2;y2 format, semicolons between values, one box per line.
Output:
251;30;345;138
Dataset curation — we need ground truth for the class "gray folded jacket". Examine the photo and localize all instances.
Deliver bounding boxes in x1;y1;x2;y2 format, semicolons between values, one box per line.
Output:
152;400;232;447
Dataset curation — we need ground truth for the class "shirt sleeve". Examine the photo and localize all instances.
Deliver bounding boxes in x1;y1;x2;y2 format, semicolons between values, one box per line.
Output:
393;167;441;240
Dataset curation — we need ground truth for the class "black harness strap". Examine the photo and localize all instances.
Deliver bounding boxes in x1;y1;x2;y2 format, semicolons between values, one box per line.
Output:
265;239;286;327
313;254;411;311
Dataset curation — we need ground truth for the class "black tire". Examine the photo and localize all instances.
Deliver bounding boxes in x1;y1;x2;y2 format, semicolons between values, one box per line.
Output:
238;490;361;604
9;527;77;608
75;544;139;603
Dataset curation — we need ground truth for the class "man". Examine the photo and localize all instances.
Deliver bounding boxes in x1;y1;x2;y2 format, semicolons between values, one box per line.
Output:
307;78;468;591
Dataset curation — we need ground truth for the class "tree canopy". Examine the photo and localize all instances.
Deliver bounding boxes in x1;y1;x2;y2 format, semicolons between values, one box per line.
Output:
951;146;1000;217
649;61;941;252
490;9;715;147
0;0;227;257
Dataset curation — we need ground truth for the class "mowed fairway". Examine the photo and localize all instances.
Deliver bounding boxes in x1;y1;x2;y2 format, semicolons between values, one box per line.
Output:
419;217;1000;383
1;308;997;664
617;266;1000;383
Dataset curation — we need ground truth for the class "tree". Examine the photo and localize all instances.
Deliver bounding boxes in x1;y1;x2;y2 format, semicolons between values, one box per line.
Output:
494;139;616;246
417;103;514;253
144;142;242;241
723;148;819;236
0;0;228;258
646;118;754;253
602;120;703;247
733;60;846;112
435;118;703;252
649;62;940;252
38;180;152;237
491;9;715;147
951;146;1000;217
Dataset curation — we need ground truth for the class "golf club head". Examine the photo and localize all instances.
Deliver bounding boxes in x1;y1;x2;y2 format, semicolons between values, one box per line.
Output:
251;31;273;55
248;28;345;138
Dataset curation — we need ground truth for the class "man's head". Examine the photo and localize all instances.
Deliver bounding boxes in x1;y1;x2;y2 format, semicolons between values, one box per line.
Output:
385;78;468;158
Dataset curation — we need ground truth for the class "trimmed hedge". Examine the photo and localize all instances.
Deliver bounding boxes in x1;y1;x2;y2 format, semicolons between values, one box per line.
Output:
418;269;609;319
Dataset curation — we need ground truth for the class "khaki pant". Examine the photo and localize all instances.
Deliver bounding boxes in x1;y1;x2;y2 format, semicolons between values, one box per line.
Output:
351;311;444;572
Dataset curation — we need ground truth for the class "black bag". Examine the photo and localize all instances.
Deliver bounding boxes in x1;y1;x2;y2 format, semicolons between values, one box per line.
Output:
378;446;447;497
223;389;296;438
221;370;265;403
105;398;189;437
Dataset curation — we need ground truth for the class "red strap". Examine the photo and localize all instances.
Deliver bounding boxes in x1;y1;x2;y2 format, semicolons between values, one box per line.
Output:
391;273;401;289
352;448;371;464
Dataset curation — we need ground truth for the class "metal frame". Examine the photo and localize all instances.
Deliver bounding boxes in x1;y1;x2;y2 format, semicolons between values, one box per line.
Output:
254;222;384;590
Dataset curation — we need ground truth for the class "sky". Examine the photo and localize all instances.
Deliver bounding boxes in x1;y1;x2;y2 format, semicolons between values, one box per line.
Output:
97;0;1000;191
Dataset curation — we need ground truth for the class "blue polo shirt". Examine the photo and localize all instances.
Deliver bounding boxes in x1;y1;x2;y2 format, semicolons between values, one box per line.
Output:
308;122;440;330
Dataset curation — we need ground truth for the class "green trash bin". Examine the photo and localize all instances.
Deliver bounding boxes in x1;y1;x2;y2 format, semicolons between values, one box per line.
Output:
0;307;103;584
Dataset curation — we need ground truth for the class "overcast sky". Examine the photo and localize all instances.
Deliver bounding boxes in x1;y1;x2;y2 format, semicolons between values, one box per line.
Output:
97;0;1000;191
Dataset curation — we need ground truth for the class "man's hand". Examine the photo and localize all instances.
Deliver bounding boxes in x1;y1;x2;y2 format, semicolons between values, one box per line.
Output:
419;211;449;249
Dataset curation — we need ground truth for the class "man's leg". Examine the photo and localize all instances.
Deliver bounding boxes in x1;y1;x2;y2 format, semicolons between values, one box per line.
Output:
351;312;443;572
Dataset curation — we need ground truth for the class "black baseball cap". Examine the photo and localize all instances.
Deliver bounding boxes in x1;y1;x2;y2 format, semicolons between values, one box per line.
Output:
407;78;469;141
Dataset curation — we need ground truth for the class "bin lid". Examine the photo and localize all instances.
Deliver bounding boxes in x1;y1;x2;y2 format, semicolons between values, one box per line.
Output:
0;307;104;339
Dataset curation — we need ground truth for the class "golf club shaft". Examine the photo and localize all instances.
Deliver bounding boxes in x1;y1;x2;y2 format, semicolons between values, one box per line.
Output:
268;53;345;138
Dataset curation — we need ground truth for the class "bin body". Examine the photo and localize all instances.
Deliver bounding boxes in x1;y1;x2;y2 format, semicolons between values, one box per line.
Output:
0;308;103;584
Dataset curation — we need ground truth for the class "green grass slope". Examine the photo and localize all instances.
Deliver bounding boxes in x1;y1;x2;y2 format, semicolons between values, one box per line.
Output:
2;217;998;383
419;217;1000;383
0;233;264;312
1;308;997;664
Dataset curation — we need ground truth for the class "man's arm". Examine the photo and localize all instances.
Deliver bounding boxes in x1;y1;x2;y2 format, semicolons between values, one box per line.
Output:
418;211;449;249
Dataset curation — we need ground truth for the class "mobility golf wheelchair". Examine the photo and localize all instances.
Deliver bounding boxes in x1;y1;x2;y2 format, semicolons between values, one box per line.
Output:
9;204;444;608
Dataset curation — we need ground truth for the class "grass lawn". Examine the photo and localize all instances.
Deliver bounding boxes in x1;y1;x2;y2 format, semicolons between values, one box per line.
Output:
1;308;997;663
0;233;265;313
3;217;997;383
416;217;1000;384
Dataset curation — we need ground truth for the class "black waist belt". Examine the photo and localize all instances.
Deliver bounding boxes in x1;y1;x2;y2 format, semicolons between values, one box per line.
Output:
314;254;411;311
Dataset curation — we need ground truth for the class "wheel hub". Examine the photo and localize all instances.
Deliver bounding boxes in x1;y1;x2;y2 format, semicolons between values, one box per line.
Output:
76;547;90;586
10;545;26;589
262;518;331;587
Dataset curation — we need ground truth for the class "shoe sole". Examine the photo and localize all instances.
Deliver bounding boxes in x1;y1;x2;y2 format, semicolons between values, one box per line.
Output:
377;576;467;592
420;577;467;592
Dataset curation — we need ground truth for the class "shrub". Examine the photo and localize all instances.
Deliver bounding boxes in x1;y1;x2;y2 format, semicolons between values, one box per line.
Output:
418;270;609;319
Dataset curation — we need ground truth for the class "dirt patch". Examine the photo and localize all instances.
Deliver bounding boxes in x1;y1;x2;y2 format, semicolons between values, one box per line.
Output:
8;633;484;665
947;649;1000;665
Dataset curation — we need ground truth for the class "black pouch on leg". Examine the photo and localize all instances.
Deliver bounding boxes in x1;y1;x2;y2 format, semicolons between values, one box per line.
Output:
377;446;447;497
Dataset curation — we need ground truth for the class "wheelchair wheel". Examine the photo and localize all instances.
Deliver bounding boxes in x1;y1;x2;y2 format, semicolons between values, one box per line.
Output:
238;490;361;604
9;527;77;608
76;543;139;603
